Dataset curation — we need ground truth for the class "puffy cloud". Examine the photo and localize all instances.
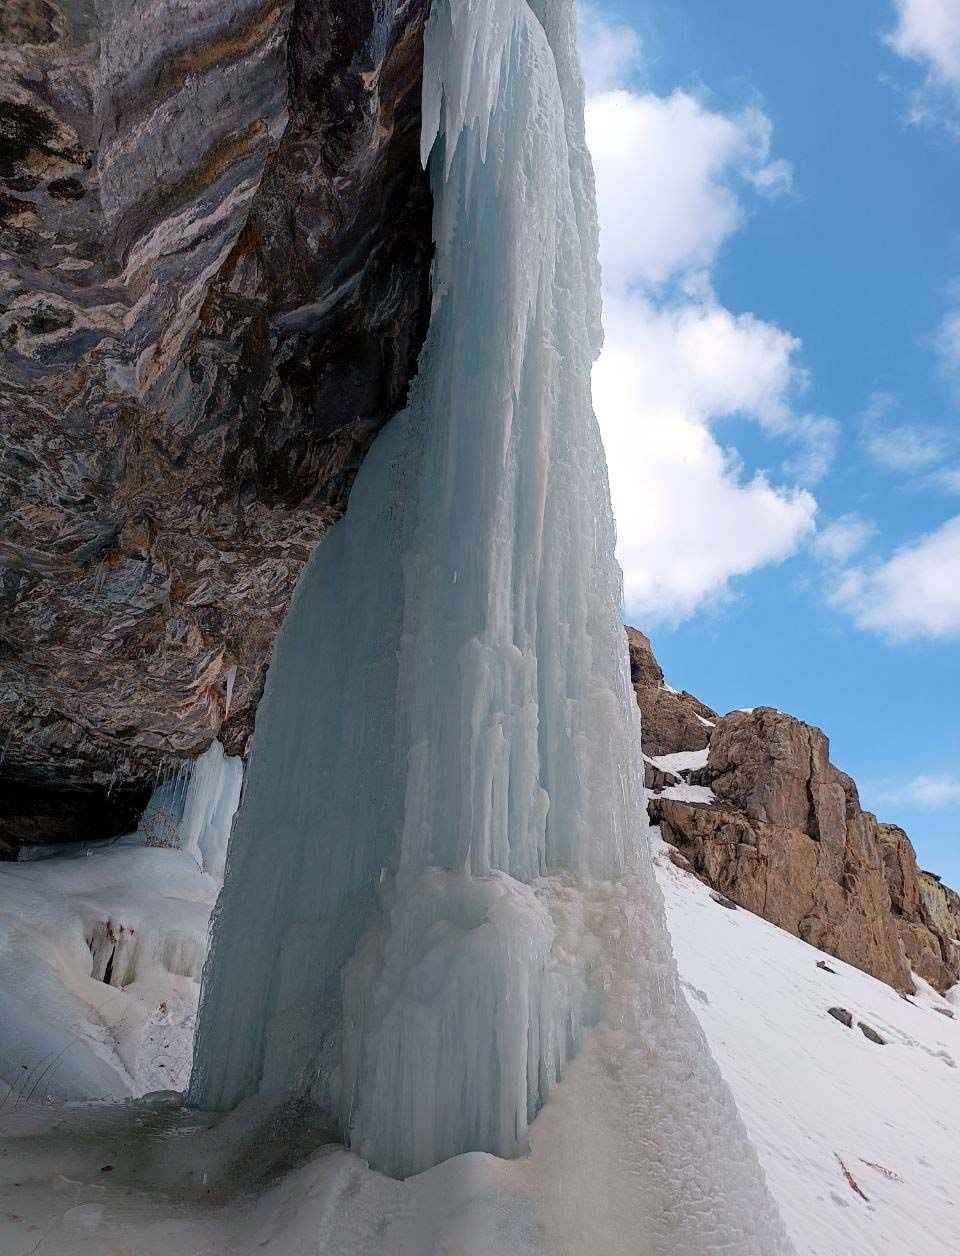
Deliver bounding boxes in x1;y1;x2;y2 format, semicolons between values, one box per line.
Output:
580;16;819;624
812;514;877;563
829;515;960;640
578;3;642;96
588;89;793;291
885;0;960;132
595;291;818;620
887;0;960;89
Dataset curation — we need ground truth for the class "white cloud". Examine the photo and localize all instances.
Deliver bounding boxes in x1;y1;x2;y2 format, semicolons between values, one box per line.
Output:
588;89;793;291
907;773;960;806
578;3;642;95
874;772;960;808
860;391;954;476
783;414;841;486
581;15;819;624
812;514;877;563
866;422;949;470
830;514;960;640
595;291;818;621
887;0;960;89
885;0;960;132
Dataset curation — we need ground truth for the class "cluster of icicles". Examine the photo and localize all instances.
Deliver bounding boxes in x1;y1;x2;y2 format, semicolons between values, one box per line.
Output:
186;2;794;1251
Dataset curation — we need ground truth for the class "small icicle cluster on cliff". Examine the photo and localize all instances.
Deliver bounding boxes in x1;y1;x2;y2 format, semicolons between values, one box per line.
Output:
189;2;792;1250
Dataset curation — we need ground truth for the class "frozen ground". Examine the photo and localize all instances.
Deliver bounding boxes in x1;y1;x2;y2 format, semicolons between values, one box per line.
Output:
1;831;957;1254
0;743;239;1105
0;841;215;1103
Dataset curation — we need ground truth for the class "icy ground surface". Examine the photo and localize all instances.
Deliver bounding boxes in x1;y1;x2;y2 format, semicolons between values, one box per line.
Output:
1;846;958;1254
0;743;239;1103
0;844;215;1102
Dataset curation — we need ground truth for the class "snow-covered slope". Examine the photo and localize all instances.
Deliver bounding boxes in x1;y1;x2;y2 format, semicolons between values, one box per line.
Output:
2;832;957;1254
654;834;960;1256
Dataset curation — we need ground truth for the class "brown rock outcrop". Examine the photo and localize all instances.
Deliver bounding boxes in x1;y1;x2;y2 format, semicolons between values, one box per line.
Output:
876;824;960;990
627;627;718;758
708;708;848;865
635;631;959;995
650;792;912;992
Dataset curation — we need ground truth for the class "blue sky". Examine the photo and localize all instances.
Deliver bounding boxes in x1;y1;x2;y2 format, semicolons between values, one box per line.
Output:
581;0;960;881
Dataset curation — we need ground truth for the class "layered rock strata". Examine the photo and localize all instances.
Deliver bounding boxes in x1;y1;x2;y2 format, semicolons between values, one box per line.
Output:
1;0;433;851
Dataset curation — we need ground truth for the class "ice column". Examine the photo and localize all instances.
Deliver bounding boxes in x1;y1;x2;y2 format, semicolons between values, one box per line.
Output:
178;740;243;882
189;6;793;1248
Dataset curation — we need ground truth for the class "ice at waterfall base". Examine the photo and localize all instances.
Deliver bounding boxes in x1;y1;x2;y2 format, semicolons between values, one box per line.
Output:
2;830;959;1255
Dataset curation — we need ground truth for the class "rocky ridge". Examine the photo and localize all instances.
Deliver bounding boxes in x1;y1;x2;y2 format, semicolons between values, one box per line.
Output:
629;630;960;994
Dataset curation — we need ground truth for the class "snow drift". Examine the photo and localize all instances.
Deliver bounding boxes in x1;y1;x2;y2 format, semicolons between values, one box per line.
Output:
0;741;241;1101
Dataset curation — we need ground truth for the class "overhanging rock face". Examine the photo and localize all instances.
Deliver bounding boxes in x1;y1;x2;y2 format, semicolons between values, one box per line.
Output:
1;0;433;851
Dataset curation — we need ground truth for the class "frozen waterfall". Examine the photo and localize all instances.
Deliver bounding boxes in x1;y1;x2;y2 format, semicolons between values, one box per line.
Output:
190;1;792;1248
178;740;243;882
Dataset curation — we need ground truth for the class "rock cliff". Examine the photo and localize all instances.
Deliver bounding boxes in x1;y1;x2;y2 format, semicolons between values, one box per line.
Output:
1;0;433;852
635;629;959;995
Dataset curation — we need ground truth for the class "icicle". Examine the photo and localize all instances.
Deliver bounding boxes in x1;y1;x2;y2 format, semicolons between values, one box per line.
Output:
189;4;794;1250
223;665;237;718
177;742;243;882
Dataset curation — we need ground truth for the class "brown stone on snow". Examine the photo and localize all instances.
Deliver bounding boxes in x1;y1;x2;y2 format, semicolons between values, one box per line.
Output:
633;629;960;996
857;1021;886;1045
828;1007;853;1028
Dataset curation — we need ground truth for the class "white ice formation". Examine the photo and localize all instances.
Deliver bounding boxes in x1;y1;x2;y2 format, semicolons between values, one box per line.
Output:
177;740;244;882
0;741;241;1102
189;2;792;1249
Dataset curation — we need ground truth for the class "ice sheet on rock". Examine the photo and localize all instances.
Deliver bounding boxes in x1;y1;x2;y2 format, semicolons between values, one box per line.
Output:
660;783;716;804
178;740;243;882
190;1;793;1248
192;0;639;1142
340;870;578;1177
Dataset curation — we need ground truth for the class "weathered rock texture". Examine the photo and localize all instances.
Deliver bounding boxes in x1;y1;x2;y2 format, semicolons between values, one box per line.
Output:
626;627;717;758
1;0;433;851
638;631;959;995
876;824;960;991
